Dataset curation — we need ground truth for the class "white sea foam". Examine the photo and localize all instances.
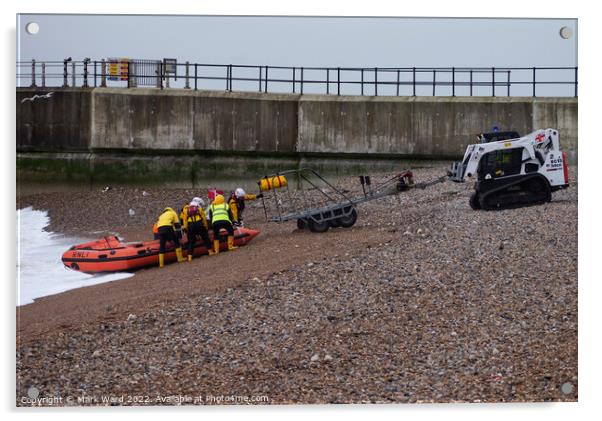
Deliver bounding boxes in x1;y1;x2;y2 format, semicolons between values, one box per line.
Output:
16;207;133;306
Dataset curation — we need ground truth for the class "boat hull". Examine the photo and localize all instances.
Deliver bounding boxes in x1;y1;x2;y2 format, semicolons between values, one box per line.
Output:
61;228;259;273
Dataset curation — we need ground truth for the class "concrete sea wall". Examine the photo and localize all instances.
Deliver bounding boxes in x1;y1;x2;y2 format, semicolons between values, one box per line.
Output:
17;88;577;183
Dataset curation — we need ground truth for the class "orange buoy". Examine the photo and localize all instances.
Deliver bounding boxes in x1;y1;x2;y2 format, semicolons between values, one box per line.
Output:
259;175;288;191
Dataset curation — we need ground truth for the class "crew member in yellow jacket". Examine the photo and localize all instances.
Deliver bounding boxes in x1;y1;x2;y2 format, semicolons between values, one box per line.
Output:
208;194;237;254
228;187;263;226
180;197;214;261
156;207;186;267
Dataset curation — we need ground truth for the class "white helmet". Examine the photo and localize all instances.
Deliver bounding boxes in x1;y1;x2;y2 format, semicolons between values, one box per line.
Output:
235;188;246;198
191;197;205;207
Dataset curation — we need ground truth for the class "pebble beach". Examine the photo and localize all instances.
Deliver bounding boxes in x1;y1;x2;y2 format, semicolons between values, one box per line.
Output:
16;165;578;405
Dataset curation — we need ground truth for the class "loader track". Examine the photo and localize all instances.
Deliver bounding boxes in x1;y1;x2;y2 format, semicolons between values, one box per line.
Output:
477;173;552;210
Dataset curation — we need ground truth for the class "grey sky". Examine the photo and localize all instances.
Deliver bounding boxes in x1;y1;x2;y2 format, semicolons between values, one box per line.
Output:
16;15;577;96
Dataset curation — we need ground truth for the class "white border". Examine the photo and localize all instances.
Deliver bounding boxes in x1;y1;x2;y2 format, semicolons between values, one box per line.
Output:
4;1;599;420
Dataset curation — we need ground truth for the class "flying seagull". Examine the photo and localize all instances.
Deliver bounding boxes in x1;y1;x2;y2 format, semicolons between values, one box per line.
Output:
21;92;54;103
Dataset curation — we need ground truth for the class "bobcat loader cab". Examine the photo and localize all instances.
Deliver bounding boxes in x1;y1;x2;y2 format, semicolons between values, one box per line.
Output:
448;128;569;210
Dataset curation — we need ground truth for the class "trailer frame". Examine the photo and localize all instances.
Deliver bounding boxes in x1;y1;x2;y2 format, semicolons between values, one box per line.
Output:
259;168;416;233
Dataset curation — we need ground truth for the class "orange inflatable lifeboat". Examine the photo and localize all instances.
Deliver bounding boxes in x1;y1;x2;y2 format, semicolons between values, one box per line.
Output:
61;228;259;273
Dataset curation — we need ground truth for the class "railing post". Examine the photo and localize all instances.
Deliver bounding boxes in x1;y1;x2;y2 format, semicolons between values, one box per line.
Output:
83;58;89;88
229;64;232;91
264;66;268;93
72;61;76;87
30;59;37;88
101;59;107;87
194;63;198;91
159;61;164;90
412;67;416;96
396;70;400;96
361;69;364;96
532;67;536;97
574;66;578;97
292;67;296;93
492;66;495;97
300;67;304;94
126;59;131;88
469;69;473;96
337;67;340;96
432;69;436;96
41;62;46;88
326;69;329;95
258;66;262;92
184;61;190;89
452;67;455;97
157;62;160;89
507;70;511;96
374;67;378;96
93;61;97;87
63;58;69;87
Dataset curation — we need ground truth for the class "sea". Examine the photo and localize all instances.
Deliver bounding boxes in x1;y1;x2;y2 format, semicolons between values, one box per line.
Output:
16;207;133;306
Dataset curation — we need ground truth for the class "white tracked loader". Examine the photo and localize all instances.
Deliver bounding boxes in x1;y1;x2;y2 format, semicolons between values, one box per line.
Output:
448;128;570;210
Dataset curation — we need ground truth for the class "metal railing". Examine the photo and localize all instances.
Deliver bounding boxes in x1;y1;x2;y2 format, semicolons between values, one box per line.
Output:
17;59;578;97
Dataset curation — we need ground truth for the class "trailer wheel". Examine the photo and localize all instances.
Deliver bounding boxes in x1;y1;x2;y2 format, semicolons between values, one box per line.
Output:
339;209;358;228
469;192;481;210
297;218;307;230
328;218;342;228
308;219;330;233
